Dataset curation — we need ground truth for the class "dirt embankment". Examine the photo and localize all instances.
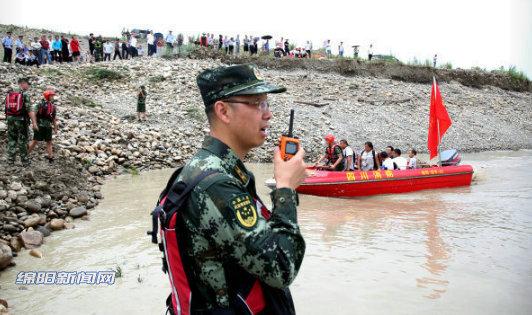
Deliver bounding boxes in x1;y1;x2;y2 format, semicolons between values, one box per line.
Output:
188;48;531;92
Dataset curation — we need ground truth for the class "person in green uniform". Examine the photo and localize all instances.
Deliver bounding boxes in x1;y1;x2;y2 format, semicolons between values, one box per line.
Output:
162;64;307;313
28;89;58;163
94;36;103;62
136;85;147;121
5;78;38;166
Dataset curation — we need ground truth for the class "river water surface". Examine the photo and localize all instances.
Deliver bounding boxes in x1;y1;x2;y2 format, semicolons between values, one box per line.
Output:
1;151;531;315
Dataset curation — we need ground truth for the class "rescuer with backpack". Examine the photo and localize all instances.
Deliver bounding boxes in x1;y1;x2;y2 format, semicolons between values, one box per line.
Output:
28;89;58;163
148;64;307;314
5;77;38;165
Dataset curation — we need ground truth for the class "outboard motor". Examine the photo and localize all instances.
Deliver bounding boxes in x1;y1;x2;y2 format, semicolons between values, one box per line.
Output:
440;149;461;166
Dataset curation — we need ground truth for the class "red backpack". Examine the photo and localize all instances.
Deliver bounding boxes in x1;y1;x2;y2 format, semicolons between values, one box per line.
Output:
38;101;55;120
5;91;24;117
148;168;273;315
148;168;219;315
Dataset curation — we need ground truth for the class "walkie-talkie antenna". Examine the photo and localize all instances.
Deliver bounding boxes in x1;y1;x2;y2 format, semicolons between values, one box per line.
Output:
288;109;294;137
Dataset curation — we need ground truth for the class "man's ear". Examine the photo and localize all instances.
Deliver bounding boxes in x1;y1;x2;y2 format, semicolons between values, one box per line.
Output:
213;100;231;124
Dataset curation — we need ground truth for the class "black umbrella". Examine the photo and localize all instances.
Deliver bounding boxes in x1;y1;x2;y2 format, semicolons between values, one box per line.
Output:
261;35;272;40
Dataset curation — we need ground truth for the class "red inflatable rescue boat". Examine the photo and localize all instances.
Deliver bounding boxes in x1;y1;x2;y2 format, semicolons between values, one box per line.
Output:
296;164;473;198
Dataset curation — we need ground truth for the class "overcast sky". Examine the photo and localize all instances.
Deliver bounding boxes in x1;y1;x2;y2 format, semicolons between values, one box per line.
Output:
1;0;531;77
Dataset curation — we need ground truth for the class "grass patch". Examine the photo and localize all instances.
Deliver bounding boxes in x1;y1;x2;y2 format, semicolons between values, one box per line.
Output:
506;66;529;82
185;107;203;121
67;95;101;108
128;166;139;176
84;67;124;81
40;68;63;76
442;62;453;70
149;75;166;83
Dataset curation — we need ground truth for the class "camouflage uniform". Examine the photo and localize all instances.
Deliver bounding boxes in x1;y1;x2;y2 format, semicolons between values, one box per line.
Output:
326;145;345;171
6;88;31;162
94;38;103;61
137;90;146;113
166;64;304;312
31;99;56;142
177;135;305;310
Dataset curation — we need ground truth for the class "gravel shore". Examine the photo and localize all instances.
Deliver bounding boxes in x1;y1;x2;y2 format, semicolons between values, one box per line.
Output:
1;55;531;277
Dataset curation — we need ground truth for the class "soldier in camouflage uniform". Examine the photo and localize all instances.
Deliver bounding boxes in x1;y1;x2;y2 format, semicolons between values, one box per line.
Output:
28;89;58;163
136;85;147;121
169;64;308;313
94;36;103;62
5;78;38;165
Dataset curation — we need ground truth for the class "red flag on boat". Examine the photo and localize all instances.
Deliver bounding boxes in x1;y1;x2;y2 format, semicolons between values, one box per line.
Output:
427;77;452;159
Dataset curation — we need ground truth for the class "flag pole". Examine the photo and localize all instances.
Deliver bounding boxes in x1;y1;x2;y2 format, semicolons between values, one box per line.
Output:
437;119;442;166
434;76;442;166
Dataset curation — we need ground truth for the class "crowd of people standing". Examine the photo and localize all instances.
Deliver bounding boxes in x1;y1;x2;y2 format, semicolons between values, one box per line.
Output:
2;31;81;66
3;28;395;67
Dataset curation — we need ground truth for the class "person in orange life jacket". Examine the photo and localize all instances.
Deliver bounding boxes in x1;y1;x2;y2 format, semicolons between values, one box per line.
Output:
314;134;344;171
28;89;58;163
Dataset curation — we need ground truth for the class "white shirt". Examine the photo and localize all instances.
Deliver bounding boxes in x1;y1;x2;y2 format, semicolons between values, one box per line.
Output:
408;157;417;169
130;37;137;47
30;41;41;50
382;158;395;170
147;34;154;45
165;34;175;43
103;42;114;54
393;156;408;170
360;150;375;171
343;147;355;171
305;42;312;50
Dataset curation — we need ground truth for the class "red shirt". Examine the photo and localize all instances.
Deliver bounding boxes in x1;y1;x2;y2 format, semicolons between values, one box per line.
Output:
70;39;80;52
40;40;50;50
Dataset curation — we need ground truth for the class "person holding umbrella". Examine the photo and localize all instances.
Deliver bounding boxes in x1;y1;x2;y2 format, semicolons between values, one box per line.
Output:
261;35;272;53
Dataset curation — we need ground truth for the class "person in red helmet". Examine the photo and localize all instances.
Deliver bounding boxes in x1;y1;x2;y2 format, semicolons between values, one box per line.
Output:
28;89;58;163
314;133;344;171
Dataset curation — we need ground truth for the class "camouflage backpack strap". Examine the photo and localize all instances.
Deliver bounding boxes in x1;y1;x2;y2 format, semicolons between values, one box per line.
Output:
163;169;220;224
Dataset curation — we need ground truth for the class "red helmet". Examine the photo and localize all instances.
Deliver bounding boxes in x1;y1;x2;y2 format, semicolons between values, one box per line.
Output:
43;90;56;101
324;134;335;143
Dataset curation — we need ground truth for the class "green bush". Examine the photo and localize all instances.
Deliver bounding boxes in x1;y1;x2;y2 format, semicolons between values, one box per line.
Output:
149;75;166;83
507;65;529;82
67;95;101;108
85;67;124;81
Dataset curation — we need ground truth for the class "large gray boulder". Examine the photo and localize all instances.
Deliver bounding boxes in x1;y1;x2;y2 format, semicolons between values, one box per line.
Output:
69;206;87;218
0;244;13;270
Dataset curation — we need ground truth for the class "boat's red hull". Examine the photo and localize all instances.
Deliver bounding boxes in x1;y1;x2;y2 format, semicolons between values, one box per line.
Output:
296;165;474;197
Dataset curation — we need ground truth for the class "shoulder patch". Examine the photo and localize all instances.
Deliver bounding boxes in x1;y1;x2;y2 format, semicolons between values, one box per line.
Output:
229;194;257;229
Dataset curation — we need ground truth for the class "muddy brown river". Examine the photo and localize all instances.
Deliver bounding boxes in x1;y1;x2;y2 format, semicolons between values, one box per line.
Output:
1;151;531;315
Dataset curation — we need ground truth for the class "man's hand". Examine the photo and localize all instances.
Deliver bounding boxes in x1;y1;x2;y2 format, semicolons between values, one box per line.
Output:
274;147;307;190
32;123;39;131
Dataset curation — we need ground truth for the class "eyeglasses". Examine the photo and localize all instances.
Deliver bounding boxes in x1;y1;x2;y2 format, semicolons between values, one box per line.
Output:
222;99;270;112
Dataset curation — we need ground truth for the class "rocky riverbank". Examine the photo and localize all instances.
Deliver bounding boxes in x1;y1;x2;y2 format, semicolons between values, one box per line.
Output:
0;52;531;282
